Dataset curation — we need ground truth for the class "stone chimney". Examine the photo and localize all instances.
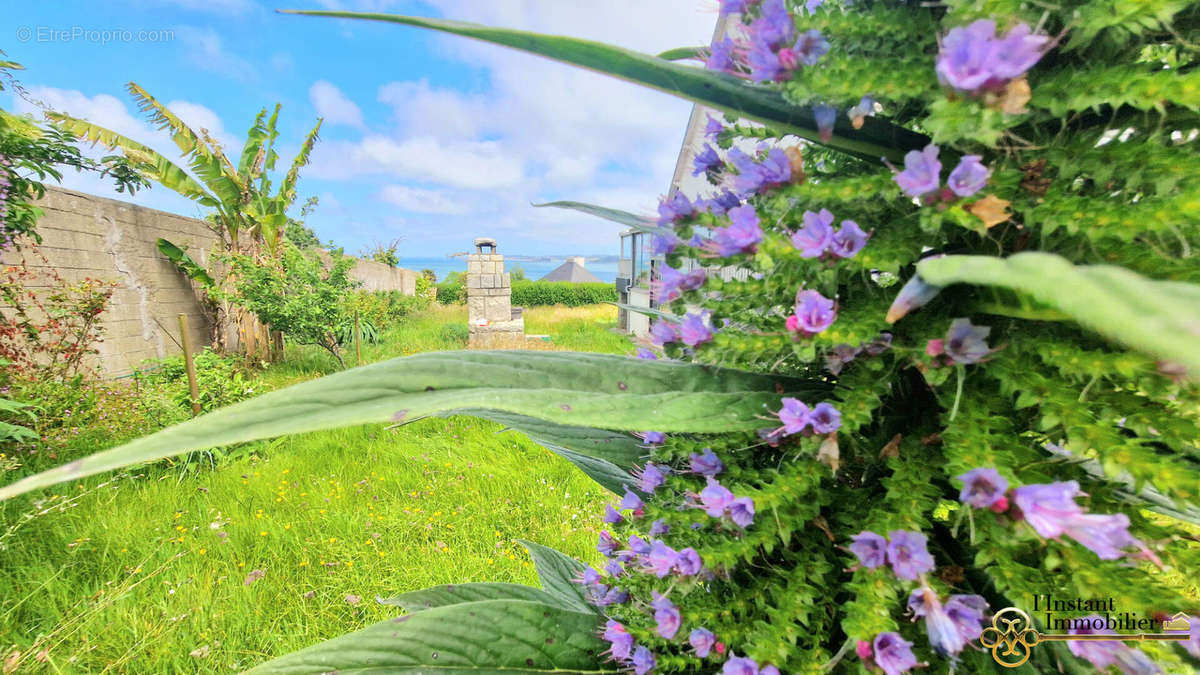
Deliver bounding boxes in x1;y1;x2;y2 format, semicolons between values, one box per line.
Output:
466;237;524;346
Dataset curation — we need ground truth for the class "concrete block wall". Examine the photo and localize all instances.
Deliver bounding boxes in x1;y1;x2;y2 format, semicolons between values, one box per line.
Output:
1;187;416;378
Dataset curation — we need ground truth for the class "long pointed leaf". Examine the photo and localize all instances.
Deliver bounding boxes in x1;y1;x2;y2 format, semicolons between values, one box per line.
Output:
0;351;826;501
534;200;662;234
913;253;1200;378
156;238;214;287
657;46;705;61
518;540;592;613
278;10;929;162
377;583;568;611
243;600;612;674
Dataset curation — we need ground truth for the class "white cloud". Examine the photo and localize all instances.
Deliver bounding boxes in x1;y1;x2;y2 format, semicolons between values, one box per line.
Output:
309;80;365;130
157;0;257;13
310;135;525;190
377;185;476;215
178;28;254;82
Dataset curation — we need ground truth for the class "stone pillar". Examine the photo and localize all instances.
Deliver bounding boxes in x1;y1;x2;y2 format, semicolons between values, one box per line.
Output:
466;238;524;347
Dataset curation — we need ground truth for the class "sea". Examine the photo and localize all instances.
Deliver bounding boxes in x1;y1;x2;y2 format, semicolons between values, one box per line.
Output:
399;257;618;283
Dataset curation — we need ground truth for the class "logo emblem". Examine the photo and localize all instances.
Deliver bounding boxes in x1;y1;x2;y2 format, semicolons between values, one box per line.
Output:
980;607;1040;668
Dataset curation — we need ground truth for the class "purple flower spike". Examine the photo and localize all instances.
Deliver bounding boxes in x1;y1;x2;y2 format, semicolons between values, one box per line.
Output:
690;448;724;476
632;645;656;675
711;204;763;256
705;191;741;216
750;0;795;49
956;468;1009;508
675;547;703;576
641;431;667;445
705;115;724;140
723;655;760;675
650;320;678;347
603;620;634;661
792;209;835;258
680;312;715;347
628;535;652;556
730;497;756;527
649;519;671;536
947;155;990;197
793;289;837;335
813;104;837;143
651;231;680;256
730;148;790;195
604;504;624;524
706;36;736;72
645;540;679;578
943;318;992;364
651;592;681;639
603;560;624;577
1068;615;1162;673
826;344;861;375
657;192;694;225
693;144;724;177
809;402;842;434
700;477;736;517
894;144;942;198
620;489;645;513
873;632;918;675
598;531;620;557
778;397;811;435
690;628;717;658
830;220;868;258
637;463;669;493
886;530;935;580
850;531;888;568
636;347;659;360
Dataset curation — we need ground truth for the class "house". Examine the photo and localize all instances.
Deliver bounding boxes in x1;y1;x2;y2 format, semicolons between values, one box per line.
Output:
539;256;603;283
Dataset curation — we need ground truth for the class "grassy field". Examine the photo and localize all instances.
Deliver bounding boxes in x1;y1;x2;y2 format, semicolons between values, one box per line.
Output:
0;304;630;673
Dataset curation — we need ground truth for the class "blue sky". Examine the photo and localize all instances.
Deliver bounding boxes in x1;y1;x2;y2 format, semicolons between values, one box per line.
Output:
4;1;720;257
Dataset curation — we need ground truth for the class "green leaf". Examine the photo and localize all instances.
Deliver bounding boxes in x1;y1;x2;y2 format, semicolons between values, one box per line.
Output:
518;540;593;613
156;238;214;287
0;351;824;501
657;46;705;61
378;583;571;612
534;200;661;234
243;600;613;674
913;253;1200;379
278;10;930;162
436;409;644;494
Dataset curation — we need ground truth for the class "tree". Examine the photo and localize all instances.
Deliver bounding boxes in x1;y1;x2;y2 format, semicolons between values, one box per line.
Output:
361;237;402;267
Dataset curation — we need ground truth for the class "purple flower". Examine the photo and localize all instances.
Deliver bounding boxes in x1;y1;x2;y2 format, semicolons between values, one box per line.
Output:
699;477;736;517
730;148;791;195
778;397;810;434
637;463;669;493
863;332;893;356
937;20;1047;94
719;0;749;14
805;0;823;12
690;448;724;476
598;531;620;557
956;468;1008;508
675;547;703;575
603;560;624;577
603;620;634;661
947;155;990;197
650;320;678;346
729;497;756;527
944;594;988;644
943;318;992;364
830;220;868;258
847;95;876;127
759;667;780;675
1068;615;1162;673
597;587;629;606
651;231;680;256
680;312;715;347
1061;512;1137;560
636;347;659;360
813;104;837;142
706;36;736;72
651;592;681;639
645;540;679;578
711;204;763;256
826;344;861;375
620;489;644;513
579;566;603;588
631;645;656;675
749;0;795;49
907;587;965;656
885;273;943;323
705;115;724;140
991;23;1050;80
894;144;942;198
723;655;760;675
809;402;842;433
873;632;918;675
1183;617;1199;658
795;30;830;66
641;431;667;445
705;190;741;215
658;192;694;225
792;209;835;258
850;531;888;568
747;42;787;83
693;144;724;177
792;289;837;335
649;519;670;536
886;530;935;580
689;628;717;658
628;535;652;556
604;504;624;524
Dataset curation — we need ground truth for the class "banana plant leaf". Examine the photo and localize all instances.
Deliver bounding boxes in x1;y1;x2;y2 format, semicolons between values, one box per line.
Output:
156;238;214;287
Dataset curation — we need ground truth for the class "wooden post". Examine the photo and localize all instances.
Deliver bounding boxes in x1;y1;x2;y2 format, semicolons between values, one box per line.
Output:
354;310;362;364
179;313;202;417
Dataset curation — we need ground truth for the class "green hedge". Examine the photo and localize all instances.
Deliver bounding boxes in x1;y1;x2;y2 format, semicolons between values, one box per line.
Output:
511;281;615;307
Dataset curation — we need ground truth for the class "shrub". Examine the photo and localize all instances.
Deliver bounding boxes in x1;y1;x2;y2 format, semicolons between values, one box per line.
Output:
511;280;616;307
346;290;432;330
135;348;263;414
439;322;468;346
436;277;466;304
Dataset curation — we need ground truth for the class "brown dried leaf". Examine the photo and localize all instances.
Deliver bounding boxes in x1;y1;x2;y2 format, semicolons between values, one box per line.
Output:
344;594;362;606
189;645;211;659
816;434;840;474
966;195;1012;229
243;568;266;586
879;433;903;459
784;146;806;185
810;515;836;542
998;77;1031;115
3;651;18;675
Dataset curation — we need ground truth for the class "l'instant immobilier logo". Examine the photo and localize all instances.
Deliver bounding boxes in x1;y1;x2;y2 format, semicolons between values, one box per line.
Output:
979;594;1191;667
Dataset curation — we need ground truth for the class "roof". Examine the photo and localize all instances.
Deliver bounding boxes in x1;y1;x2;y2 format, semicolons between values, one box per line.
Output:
539;261;603;283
